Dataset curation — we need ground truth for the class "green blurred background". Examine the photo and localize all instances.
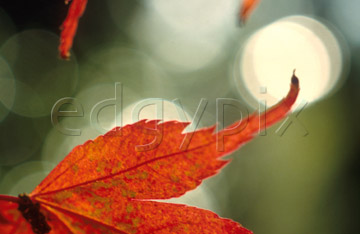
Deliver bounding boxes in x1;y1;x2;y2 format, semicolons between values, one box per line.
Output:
0;0;359;233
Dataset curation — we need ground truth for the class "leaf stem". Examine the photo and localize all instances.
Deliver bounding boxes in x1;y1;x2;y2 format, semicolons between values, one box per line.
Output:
0;194;19;203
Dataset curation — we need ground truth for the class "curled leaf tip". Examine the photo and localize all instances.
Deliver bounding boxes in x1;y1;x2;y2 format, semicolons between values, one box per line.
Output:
60;51;71;60
279;71;300;109
291;70;299;86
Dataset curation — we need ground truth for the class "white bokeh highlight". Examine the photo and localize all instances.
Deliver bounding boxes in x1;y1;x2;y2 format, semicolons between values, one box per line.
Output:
122;0;238;72
234;15;346;108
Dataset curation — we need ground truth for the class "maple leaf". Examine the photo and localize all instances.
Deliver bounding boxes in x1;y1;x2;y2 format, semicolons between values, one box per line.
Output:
0;74;299;233
239;0;260;24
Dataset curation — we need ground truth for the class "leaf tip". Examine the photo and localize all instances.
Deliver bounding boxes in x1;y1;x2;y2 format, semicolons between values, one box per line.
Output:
238;0;260;26
60;51;71;60
237;18;246;27
291;69;299;86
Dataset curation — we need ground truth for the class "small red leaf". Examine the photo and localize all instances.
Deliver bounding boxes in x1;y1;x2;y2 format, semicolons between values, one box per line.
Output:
59;0;88;59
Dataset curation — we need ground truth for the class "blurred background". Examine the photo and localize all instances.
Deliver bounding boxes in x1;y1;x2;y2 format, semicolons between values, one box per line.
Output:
0;0;359;233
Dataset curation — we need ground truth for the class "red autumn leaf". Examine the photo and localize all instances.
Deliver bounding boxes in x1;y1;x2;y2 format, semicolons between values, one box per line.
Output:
0;74;299;234
59;0;88;59
239;0;260;24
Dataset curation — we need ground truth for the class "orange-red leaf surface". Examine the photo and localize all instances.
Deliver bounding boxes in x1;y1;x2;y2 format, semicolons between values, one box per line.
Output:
239;0;260;23
0;75;299;233
59;0;88;59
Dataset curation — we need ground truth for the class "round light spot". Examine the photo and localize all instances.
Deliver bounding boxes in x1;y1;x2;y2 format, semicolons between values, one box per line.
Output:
0;57;15;122
120;0;236;72
0;30;79;117
0;115;44;166
233;15;347;108
82;46;165;96
0;161;55;195
144;0;237;35
151;36;224;72
328;0;360;45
